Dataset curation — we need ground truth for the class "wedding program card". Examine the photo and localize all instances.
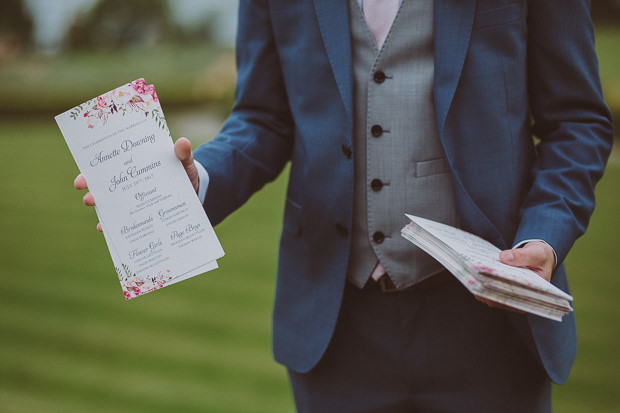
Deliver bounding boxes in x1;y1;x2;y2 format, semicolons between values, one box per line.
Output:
56;79;224;300
401;214;572;321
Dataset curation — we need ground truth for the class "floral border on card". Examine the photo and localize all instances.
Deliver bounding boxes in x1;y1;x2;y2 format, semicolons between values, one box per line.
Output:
68;79;167;131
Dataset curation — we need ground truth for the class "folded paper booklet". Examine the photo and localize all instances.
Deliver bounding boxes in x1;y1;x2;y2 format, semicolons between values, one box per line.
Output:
401;214;573;321
56;78;224;300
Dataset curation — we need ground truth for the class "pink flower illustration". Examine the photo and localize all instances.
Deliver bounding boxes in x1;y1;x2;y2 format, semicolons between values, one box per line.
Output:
131;78;147;94
96;95;109;108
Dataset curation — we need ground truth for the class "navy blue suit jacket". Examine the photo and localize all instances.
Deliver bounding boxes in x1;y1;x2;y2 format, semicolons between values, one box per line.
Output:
193;0;613;384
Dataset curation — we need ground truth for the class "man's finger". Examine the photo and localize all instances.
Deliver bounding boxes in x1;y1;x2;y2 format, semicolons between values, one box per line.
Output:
74;174;88;190
83;192;95;206
475;295;525;313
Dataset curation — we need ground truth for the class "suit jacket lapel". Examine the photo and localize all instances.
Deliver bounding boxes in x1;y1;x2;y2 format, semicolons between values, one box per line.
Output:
433;0;508;247
313;0;354;128
434;0;477;139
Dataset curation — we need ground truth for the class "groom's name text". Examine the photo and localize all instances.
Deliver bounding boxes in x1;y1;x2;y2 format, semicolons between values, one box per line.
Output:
109;160;162;192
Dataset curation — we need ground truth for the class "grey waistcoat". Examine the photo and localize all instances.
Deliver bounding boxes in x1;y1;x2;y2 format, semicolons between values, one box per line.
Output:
346;0;458;289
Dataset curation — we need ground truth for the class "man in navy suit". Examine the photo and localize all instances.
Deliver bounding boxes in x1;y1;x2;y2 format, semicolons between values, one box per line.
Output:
77;0;612;411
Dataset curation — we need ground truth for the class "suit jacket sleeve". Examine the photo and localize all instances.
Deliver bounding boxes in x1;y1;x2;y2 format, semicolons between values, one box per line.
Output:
193;0;295;226
514;0;613;264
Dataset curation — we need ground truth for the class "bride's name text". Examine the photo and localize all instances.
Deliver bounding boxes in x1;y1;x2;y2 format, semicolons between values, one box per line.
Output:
89;133;156;167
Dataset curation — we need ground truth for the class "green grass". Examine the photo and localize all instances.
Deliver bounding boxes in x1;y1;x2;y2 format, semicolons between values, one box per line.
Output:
552;151;620;412
596;25;620;129
0;117;618;412
0;117;293;412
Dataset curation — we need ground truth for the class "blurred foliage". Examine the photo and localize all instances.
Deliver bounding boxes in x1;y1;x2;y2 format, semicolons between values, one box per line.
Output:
0;44;236;115
0;0;617;123
64;0;216;51
591;0;620;24
66;0;175;50
0;0;33;60
595;26;620;136
0;0;33;39
0;24;617;141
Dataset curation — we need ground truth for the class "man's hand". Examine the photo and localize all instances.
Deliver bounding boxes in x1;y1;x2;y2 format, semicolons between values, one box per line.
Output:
499;241;555;282
476;241;556;310
74;137;199;232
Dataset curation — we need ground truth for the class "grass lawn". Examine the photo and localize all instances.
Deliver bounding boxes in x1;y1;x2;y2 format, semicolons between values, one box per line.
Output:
596;25;620;124
0;116;618;412
552;149;620;413
0;117;293;412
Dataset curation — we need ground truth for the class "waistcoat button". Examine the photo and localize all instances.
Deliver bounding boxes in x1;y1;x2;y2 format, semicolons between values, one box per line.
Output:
373;231;385;244
370;179;383;191
370;124;383;137
373;71;387;83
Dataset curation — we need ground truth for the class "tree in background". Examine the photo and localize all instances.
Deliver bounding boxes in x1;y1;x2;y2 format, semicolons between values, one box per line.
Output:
591;0;620;24
0;0;33;59
65;0;173;50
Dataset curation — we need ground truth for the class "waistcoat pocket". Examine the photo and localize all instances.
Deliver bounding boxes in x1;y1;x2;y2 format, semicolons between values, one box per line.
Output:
414;158;451;178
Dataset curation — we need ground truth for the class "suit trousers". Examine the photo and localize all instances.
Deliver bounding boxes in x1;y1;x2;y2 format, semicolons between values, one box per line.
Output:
288;272;551;412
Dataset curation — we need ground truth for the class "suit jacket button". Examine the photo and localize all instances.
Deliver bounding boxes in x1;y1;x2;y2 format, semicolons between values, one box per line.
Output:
335;223;349;237
370;124;383;137
341;144;352;159
373;231;385;244
370;179;383;191
373;71;387;84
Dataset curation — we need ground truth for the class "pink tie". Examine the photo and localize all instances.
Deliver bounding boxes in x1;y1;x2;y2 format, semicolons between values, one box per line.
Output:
371;261;387;281
363;0;399;280
362;0;401;49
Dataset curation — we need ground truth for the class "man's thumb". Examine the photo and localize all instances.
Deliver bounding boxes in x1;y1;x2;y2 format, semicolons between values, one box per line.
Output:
174;137;194;165
499;249;516;265
174;137;199;192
